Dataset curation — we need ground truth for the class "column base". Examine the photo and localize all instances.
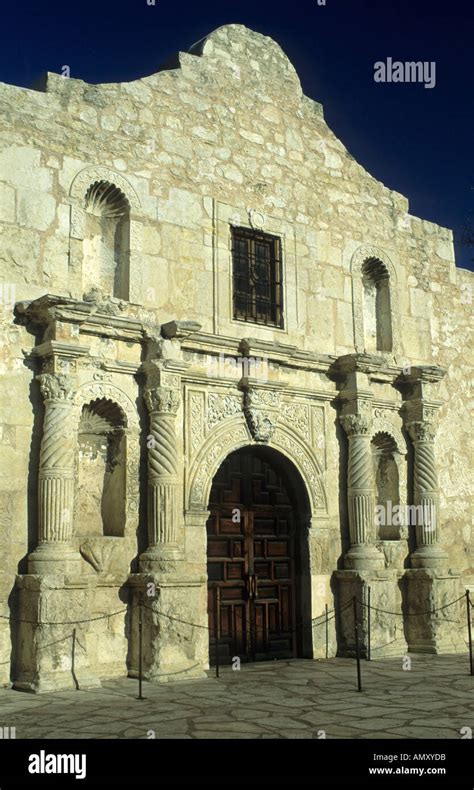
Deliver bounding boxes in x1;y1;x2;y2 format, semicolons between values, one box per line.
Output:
404;569;466;654
334;569;408;658
13;574;101;693
27;542;82;575
128;572;208;683
344;543;385;571
139;544;184;571
411;545;449;569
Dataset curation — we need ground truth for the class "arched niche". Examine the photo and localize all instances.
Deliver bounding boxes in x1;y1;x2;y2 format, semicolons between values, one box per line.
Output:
82;181;130;300
351;245;400;356
68;166;143;304
76;398;127;538
372;431;402;540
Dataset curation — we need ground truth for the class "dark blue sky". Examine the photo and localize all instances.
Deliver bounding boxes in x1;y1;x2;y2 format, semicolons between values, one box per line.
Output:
1;0;473;270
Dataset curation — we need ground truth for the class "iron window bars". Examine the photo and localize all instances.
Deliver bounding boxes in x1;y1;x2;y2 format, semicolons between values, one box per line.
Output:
231;226;284;328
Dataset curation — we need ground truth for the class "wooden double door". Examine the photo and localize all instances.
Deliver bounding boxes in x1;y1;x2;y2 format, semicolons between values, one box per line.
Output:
207;449;298;664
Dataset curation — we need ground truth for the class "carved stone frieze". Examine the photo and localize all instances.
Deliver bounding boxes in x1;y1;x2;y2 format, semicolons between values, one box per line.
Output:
207;393;241;429
190;424;250;505
189;391;205;454
271;428;327;510
280;401;310;441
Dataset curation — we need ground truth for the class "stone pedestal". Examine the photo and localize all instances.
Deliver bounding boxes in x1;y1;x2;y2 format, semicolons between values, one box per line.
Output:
335;569;408;658
128;572;208;683
13;575;100;693
403;569;466;654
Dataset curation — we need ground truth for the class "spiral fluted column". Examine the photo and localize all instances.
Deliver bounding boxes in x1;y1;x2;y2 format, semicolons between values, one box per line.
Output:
28;373;80;574
141;369;182;568
340;412;384;570
406;420;447;567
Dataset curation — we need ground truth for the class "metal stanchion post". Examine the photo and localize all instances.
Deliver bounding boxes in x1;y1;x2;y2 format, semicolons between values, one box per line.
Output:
138;595;145;700
466;590;473;676
325;604;329;659
215;584;220;679
367;586;371;662
353;596;362;692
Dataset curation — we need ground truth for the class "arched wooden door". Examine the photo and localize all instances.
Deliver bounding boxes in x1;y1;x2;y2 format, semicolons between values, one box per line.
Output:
207;448;299;664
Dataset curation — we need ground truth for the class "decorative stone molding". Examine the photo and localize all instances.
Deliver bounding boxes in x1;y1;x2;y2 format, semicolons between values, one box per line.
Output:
271;426;327;511
189;420;250;507
189;390;205;454
280;401;311;442
372;407;407;455
187;417;327;514
69;166;141;215
73;382;138;430
207;393;241;429
242;386;281;443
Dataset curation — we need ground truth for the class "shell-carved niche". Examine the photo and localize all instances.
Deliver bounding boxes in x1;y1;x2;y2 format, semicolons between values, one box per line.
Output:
69;166;143;304
82;181;130;301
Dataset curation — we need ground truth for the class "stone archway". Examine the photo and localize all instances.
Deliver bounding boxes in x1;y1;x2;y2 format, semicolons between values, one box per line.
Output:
206;444;313;665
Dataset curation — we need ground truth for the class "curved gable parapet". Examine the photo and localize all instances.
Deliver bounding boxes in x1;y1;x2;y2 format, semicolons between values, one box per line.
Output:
186;24;302;100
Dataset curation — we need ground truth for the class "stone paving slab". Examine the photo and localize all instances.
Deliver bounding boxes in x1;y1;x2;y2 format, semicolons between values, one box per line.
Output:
0;654;472;739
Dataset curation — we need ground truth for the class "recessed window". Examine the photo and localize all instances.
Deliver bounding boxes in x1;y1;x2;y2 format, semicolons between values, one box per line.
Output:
232;226;284;328
362;257;392;352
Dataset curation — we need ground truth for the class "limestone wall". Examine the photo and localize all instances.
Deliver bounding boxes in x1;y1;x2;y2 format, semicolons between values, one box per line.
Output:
0;23;472;683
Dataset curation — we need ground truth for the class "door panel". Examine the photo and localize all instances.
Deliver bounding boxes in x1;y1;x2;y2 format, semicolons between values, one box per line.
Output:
207;449;297;664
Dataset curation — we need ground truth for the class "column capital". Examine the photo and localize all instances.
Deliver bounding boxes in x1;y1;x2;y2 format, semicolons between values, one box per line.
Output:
144;385;180;415
405;420;437;443
143;360;183;415
37;373;75;403
340;413;371;436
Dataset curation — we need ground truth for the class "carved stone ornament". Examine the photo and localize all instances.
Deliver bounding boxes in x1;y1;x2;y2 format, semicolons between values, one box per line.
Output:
145;386;180;415
38;373;75;402
243;388;281;443
245;409;276;443
207;393;241;429
406;420;436;443
340;413;371;436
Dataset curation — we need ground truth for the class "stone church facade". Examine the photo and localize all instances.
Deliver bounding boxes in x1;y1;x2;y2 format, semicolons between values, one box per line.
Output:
0;25;472;691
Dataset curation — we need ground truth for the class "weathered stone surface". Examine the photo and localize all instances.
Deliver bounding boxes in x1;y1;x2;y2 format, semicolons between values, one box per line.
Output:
0;24;471;690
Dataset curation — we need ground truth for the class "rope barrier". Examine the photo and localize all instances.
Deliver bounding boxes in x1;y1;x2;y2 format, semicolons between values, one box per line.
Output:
356;593;466;618
0;591;468;629
0;607;128;626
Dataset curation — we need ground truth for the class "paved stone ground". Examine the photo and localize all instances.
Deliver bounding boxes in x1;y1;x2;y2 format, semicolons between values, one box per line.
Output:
0;654;473;739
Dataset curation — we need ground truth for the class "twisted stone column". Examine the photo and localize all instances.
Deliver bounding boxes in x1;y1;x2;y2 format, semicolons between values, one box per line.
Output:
340;412;384;570
141;376;181;567
406;420;447;568
28;373;80;574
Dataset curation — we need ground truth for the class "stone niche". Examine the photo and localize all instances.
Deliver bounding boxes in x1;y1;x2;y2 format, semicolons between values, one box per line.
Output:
76;398;126;538
372;432;401;541
82;181;131;301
